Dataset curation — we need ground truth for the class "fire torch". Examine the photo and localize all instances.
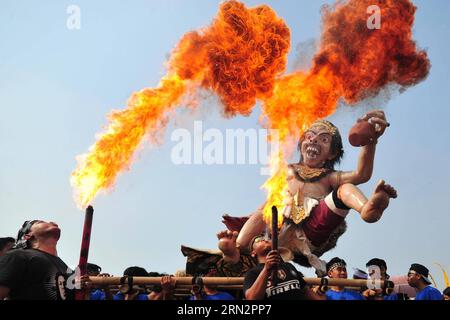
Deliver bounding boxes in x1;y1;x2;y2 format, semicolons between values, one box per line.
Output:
75;205;94;300
271;205;278;285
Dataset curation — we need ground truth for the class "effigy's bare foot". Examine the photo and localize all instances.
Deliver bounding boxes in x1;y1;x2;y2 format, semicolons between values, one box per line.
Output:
361;180;397;223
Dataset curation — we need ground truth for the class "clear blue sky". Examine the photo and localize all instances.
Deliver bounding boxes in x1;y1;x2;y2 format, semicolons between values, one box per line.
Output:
1;0;449;290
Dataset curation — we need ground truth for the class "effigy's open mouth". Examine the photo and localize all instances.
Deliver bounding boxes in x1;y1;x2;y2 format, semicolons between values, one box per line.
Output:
305;145;321;159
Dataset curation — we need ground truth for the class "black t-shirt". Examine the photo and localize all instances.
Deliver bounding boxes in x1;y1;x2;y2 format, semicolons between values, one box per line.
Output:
0;248;74;300
243;262;307;300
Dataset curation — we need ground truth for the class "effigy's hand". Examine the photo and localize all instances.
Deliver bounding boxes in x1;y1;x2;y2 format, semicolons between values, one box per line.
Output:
216;230;238;240
217;230;239;256
358;110;390;139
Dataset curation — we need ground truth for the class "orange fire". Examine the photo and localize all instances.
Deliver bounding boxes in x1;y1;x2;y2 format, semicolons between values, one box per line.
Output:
261;150;287;227
72;0;430;212
260;0;430;222
71;74;186;207
71;0;290;207
168;0;290;116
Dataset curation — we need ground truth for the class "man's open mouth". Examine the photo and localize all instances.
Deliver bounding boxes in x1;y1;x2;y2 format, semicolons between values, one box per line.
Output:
262;246;272;256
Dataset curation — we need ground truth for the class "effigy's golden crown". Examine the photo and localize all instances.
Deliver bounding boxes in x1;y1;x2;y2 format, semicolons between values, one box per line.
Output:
309;120;338;136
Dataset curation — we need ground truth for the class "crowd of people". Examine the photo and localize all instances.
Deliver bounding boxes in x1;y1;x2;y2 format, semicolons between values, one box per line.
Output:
0;220;448;301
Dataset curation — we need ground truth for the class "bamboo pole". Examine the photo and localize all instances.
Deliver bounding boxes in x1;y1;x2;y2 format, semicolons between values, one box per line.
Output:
89;276;389;289
90;276;243;286
175;285;243;290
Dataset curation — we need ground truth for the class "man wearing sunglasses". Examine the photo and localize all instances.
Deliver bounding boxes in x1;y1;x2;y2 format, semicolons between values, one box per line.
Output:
407;263;442;300
0;220;74;300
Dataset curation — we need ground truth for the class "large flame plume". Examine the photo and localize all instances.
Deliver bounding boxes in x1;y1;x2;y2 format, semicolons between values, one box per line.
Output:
71;0;290;207
169;1;290;116
260;0;430;222
261;150;287;228
71;75;186;206
262;0;430;141
72;0;430;212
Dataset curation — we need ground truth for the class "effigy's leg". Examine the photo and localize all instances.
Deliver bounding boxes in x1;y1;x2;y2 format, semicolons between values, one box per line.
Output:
338;180;397;223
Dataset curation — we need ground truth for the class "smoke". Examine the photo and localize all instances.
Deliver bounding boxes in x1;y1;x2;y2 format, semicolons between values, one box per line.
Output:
290;38;318;72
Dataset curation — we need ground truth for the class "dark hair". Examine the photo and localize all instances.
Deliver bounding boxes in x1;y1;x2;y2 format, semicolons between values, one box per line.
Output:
87;263;102;275
14;220;40;249
123;266;149;277
326;257;347;273
204;266;218;277
0;237;15;251
298;120;344;169
249;234;267;252
443;287;450;296
366;258;387;270
148;272;164;277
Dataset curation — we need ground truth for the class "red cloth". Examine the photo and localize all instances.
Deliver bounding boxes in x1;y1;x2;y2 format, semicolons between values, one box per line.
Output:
302;199;344;247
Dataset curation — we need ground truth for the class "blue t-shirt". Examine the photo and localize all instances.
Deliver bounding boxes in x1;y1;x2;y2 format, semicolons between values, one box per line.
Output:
113;292;149;300
415;286;443;300
383;293;398;300
90;289;106;300
189;292;235;300
326;289;365;300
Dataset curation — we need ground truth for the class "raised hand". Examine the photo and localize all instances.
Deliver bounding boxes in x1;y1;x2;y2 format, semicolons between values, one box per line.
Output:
358;109;390;139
